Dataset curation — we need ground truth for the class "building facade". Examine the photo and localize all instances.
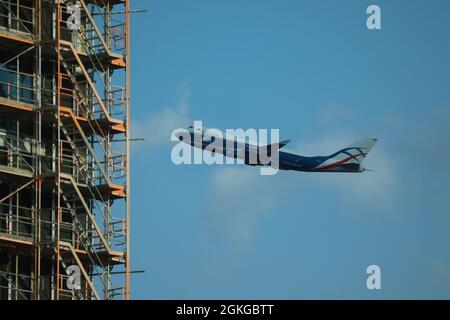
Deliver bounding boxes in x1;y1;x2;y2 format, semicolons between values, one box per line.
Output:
0;0;131;300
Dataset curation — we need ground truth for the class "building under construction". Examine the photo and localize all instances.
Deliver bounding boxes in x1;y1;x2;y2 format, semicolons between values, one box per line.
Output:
0;0;131;299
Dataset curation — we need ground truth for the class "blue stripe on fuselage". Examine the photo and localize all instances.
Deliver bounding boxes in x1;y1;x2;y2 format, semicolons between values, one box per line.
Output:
278;151;327;171
185;132;362;171
278;147;366;171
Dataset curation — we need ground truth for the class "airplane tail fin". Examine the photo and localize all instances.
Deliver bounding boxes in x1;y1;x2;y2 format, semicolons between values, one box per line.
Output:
344;137;377;158
321;138;377;172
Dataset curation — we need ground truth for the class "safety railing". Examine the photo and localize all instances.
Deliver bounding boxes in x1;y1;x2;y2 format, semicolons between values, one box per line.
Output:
0;132;35;172
83;0;127;54
60;137;126;250
58;3;127;121
0;0;35;36
59;67;126;184
0;203;34;239
0;270;33;300
58;205;110;299
56;242;100;300
0;66;34;105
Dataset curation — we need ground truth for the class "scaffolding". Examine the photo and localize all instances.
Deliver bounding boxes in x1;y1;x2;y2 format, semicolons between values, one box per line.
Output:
0;0;131;300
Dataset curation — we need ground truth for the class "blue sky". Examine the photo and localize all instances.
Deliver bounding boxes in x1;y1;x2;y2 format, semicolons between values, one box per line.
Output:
129;0;450;299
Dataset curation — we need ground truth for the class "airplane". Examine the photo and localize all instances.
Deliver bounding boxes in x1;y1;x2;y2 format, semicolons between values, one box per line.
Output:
173;125;377;173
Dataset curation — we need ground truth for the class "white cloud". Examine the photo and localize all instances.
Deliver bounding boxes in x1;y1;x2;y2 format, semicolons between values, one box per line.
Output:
154;101;402;249
202;130;398;247
133;86;191;148
202;167;289;247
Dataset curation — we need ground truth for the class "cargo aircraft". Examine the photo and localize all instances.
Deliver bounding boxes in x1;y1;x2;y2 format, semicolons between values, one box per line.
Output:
173;126;377;173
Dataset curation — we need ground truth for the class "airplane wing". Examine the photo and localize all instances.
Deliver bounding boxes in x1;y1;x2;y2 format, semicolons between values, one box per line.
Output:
258;139;290;156
278;139;290;149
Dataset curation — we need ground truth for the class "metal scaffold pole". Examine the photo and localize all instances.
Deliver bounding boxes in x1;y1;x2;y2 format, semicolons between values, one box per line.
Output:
125;0;131;301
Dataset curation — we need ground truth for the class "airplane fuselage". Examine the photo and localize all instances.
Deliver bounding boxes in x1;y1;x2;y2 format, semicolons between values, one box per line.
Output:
175;129;373;173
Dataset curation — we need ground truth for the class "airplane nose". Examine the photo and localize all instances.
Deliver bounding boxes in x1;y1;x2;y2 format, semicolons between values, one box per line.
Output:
173;128;187;141
173;129;182;140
